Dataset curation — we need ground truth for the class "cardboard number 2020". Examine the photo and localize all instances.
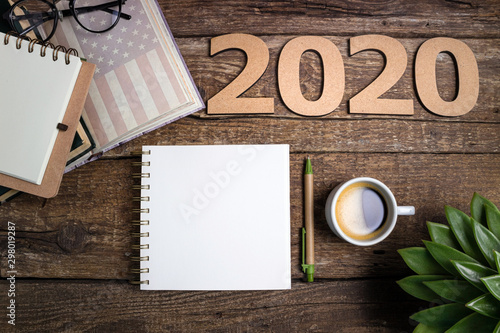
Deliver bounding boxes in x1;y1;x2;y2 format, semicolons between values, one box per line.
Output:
208;34;479;117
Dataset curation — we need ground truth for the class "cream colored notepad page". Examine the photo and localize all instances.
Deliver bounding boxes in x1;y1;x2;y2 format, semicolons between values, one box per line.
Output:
0;32;82;184
140;145;291;290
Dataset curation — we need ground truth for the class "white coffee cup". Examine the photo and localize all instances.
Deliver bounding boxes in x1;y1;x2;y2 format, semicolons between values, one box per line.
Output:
325;177;415;246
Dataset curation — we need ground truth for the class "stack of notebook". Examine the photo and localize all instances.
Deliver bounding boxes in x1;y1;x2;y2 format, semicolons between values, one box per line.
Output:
0;0;204;202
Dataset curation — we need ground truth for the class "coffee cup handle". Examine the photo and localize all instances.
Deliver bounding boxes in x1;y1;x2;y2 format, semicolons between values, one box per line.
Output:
397;206;415;216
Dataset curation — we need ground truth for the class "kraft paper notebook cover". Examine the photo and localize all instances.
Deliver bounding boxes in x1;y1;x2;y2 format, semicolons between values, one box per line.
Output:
131;145;291;290
0;32;95;198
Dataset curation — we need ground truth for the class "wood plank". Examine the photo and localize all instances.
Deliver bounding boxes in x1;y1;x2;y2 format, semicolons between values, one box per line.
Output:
1;153;498;279
177;36;500;122
103;117;500;158
0;278;425;332
158;0;500;39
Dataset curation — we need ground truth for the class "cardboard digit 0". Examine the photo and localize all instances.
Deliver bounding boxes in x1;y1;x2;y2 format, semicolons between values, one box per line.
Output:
349;35;413;115
207;34;274;114
415;37;479;117
278;36;344;116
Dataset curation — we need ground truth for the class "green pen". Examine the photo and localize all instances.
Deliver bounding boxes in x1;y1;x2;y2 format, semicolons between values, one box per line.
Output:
302;157;315;282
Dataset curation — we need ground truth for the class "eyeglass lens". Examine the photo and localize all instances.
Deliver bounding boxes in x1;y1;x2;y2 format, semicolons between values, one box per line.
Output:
9;0;56;41
72;0;121;33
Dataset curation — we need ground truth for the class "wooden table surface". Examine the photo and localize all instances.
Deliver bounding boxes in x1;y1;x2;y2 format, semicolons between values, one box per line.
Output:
1;1;499;332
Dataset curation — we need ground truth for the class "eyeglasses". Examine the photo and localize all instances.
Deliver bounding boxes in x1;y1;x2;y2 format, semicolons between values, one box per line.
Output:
3;0;131;42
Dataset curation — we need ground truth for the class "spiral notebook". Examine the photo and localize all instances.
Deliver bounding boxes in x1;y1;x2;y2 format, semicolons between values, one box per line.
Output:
132;145;291;290
0;31;95;198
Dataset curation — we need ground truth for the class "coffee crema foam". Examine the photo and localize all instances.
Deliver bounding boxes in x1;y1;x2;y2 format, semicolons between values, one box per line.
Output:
335;182;387;240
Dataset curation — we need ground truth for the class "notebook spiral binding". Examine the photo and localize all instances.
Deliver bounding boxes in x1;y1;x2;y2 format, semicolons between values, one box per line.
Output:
129;150;152;285
3;31;79;65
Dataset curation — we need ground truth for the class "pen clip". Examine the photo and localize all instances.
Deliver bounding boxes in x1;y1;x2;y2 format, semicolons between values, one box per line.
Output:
301;227;315;281
301;227;306;271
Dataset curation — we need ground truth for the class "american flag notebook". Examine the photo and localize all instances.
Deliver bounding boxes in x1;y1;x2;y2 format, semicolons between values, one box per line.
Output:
52;0;204;167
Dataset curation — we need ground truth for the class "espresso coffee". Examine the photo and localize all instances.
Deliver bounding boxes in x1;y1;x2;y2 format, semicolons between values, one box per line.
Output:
335;182;387;240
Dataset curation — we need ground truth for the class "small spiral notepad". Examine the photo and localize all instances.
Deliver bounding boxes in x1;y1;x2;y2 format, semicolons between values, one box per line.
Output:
0;31;95;197
0;32;82;184
131;145;291;290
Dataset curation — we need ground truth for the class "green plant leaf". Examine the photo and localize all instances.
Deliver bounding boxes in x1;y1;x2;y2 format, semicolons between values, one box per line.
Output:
445;312;499;333
445;206;488;265
482;275;500;301
424;241;479;277
410;303;472;328
466;294;500;319
397;275;451;302
398;247;449;275
471;193;498;227
495;320;500;333
452;261;497;293
428;222;461;250
413;323;445;333
423;280;483;304
472;218;500;269
486;204;500;240
495;251;500;272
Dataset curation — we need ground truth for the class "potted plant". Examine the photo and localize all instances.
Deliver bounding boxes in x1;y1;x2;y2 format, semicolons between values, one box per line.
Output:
398;193;500;332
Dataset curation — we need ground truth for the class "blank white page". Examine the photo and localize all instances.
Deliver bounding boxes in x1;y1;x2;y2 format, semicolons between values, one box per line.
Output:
140;145;291;290
0;32;82;184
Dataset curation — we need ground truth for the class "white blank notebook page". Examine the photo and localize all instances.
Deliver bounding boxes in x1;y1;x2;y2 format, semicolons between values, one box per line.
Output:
140;145;291;290
0;33;82;184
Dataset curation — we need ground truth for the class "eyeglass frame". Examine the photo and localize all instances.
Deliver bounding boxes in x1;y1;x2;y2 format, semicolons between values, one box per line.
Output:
3;0;131;42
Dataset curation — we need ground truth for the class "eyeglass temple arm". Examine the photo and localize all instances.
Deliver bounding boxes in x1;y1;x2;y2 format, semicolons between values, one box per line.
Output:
5;7;129;24
3;11;55;22
65;2;131;20
14;18;46;36
105;8;131;20
63;8;131;20
3;10;54;36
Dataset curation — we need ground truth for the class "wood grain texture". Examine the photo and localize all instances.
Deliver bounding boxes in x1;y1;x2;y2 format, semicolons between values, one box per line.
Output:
0;279;425;332
103;117;500;158
158;0;500;39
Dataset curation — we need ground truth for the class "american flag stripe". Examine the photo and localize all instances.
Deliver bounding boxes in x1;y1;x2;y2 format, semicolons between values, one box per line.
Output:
81;99;109;146
85;80;118;146
95;75;129;137
147;49;180;106
114;65;149;126
124;58;160;120
136;52;171;112
156;47;187;105
105;70;139;131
